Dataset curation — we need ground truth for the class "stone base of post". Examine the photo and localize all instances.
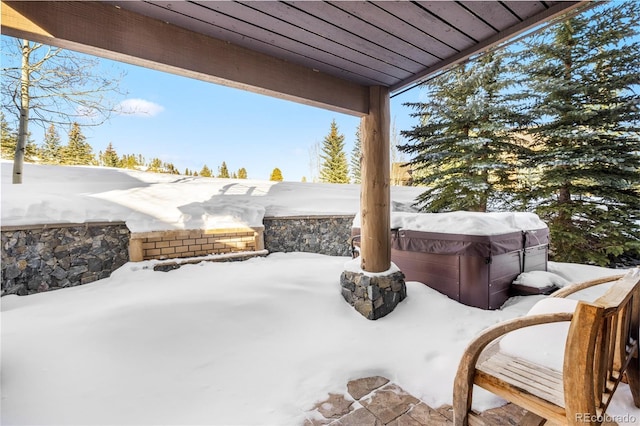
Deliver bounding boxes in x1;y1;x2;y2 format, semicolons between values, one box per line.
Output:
340;267;406;320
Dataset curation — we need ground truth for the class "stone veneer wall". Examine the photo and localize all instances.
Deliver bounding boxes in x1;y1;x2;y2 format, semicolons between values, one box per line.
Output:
129;226;264;261
263;215;355;256
1;215;355;296
1;222;130;296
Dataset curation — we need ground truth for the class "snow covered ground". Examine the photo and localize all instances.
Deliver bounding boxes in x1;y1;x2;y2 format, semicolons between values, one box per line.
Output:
2;162;639;425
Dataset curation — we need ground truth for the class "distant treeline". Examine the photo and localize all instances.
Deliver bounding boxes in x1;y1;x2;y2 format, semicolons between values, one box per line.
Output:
0;118;249;179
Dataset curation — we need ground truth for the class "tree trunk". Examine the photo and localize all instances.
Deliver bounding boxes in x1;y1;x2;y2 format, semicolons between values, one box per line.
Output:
12;39;30;184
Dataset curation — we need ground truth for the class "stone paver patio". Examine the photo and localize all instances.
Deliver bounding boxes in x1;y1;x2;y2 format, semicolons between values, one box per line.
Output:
303;376;530;425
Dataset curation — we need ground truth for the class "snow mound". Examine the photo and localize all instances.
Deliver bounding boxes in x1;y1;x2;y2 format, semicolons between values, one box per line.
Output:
353;211;547;235
513;271;570;289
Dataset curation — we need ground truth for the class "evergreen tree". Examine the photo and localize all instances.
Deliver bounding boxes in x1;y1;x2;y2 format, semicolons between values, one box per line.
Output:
0;113;36;162
120;154;143;170
231;171;238;179
163;162;179;174
400;52;529;212
147;157;163;173
61;122;94;165
1;112;17;160
218;161;230;178
199;164;212;177
100;142;119;167
237;167;247;179
270;167;283;182
301;176;307;183
40;123;63;164
521;1;640;265
319;119;349;183
184;168;191;176
350;126;362;184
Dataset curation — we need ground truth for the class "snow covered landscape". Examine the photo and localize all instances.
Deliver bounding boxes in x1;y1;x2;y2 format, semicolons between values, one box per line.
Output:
2;162;639;425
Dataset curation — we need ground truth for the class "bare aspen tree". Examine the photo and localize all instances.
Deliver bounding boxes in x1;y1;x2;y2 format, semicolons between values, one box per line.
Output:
1;38;126;183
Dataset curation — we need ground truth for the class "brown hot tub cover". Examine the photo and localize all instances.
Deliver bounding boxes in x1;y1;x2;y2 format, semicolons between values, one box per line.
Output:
352;212;549;310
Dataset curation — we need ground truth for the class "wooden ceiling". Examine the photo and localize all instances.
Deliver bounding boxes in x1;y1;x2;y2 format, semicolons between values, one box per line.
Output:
109;1;584;91
2;1;589;115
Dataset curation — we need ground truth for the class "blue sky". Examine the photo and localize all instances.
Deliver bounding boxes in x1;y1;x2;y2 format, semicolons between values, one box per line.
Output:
3;40;422;182
1;34;423;182
90;61;422;181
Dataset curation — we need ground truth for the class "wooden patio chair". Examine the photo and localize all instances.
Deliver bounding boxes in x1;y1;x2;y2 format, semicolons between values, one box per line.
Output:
453;268;640;425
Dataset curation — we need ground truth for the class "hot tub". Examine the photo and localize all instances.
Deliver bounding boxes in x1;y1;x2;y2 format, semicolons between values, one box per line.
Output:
352;212;549;310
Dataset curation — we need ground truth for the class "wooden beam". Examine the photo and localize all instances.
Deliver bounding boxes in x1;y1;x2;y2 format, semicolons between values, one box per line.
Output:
0;1;369;116
360;86;390;273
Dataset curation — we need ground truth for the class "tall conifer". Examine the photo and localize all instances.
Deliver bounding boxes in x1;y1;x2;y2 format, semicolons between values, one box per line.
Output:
400;52;528;212
522;1;640;265
1;112;17;159
40;123;62;164
62;122;94;165
350;126;362;184
218;161;230;178
319;120;349;184
199;164;212;177
100;142;119;167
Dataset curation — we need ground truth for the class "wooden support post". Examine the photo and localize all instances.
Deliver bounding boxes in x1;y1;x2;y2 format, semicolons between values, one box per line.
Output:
360;86;391;273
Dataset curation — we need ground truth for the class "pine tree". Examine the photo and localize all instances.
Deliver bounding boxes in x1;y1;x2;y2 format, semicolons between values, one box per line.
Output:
40;123;63;164
1;112;17;160
61;122;94;165
146;158;163;173
350;126;362;184
400;52;529;212
521;1;640;266
199;164;212;177
163;162;179;174
237;167;247;179
270;167;283;182
218;161;230;178
100;142;119;167
319;119;349;183
231;171;238;179
184;168;191;176
120;154;143;170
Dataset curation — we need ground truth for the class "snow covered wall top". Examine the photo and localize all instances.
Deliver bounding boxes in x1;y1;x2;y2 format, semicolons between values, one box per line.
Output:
1;162;422;232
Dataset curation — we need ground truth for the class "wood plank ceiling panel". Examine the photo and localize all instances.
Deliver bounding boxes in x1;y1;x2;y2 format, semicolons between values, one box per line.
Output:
504;1;549;20
291;1;439;70
329;1;443;64
459;1;521;31
416;1;498;42
144;0;396;85
372;1;475;53
246;1;426;74
217;1;415;79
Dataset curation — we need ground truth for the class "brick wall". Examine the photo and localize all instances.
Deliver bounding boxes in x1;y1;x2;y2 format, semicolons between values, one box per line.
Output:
129;226;265;261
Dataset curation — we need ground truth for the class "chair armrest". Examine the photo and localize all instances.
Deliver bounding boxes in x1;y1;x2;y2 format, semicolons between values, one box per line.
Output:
456;312;574;378
550;275;624;298
453;312;573;425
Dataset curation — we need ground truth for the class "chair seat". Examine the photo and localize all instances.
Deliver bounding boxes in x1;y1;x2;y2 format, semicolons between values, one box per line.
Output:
498;297;578;371
477;343;565;408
